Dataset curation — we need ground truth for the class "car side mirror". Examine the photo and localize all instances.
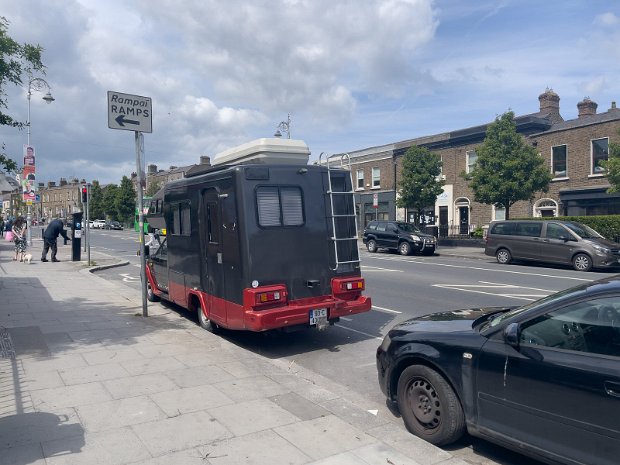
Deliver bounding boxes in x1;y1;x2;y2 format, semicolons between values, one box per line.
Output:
504;323;520;348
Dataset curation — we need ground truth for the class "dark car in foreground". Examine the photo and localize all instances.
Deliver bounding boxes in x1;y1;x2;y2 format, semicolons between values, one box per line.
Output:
377;276;620;465
363;220;436;256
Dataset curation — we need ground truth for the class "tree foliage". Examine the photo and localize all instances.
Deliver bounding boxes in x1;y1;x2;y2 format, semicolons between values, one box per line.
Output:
463;111;552;219
116;176;136;225
88;180;105;219
0;17;45;173
145;180;161;197
102;183;119;220
396;145;444;222
602;128;620;193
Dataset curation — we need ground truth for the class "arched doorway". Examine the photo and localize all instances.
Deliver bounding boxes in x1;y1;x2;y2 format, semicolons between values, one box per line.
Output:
454;198;470;235
534;198;558;218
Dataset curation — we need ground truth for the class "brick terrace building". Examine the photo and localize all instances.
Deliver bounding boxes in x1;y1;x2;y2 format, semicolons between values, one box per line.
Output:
339;89;620;235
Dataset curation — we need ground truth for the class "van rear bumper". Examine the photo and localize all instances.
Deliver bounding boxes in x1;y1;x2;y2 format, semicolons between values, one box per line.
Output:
243;295;372;332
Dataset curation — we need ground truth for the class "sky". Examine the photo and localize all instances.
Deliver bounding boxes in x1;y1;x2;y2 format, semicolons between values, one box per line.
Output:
2;0;620;186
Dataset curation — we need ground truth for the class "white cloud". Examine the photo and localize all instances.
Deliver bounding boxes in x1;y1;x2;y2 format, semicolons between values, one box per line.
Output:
594;12;619;27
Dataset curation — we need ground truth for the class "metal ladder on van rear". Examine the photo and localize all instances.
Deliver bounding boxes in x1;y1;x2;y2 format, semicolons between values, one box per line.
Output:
319;152;361;271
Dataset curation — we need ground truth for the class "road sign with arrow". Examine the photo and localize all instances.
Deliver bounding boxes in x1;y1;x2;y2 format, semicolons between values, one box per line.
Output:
107;91;152;133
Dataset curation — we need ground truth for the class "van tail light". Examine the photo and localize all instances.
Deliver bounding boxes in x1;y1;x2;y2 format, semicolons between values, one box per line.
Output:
332;277;365;298
243;285;287;310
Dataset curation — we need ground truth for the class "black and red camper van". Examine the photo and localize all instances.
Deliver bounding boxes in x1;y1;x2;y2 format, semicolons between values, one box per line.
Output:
145;138;371;332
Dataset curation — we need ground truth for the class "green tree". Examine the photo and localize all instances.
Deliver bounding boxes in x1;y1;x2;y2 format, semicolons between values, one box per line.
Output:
463;111;552;219
116;176;136;226
0;17;45;172
102;183;119;220
89;180;105;219
145;180;161;197
396;146;444;224
602;128;620;192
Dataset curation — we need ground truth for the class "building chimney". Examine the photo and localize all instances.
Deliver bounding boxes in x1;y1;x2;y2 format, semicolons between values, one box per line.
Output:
169;166;177;170
577;97;598;118
538;88;563;122
47;181;56;188
611;101;617;110
147;164;157;174
59;178;67;186
200;156;211;166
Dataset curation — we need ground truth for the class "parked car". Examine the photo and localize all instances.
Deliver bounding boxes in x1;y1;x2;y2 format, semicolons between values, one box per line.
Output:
484;220;620;271
377;275;620;465
363;220;436;256
91;219;106;229
103;221;123;230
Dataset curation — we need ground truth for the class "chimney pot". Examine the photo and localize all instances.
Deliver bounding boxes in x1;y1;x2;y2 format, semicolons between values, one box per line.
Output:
577;97;598;117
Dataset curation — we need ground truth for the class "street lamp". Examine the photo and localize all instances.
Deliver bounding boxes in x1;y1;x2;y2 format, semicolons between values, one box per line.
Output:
26;76;55;246
274;113;291;139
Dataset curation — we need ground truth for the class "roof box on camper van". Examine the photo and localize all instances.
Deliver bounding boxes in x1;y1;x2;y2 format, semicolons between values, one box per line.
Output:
212;138;310;166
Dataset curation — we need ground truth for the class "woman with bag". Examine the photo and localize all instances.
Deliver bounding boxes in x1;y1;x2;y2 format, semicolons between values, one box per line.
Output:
12;217;27;261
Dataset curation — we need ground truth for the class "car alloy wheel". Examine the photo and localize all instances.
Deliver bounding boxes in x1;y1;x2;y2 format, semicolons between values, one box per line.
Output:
399;242;412;256
367;240;377;253
573;253;592;272
496;248;512;264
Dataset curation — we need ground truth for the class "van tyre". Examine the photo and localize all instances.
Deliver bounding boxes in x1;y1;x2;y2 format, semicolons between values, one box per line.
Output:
367;240;378;253
496;248;512;264
397;365;465;446
197;301;220;333
399;242;412;256
573;253;592;272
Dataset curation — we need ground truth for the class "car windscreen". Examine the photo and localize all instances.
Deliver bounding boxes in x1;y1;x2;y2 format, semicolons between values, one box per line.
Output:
396;223;421;233
564;222;604;239
482;283;588;330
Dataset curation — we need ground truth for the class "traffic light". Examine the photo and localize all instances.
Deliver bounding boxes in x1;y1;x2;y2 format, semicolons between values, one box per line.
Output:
81;185;88;203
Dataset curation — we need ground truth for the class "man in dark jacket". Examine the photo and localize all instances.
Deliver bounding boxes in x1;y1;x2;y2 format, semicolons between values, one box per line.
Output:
42;218;70;262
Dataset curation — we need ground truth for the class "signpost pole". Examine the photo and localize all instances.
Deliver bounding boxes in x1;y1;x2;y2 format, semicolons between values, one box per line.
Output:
87;183;91;266
135;131;148;317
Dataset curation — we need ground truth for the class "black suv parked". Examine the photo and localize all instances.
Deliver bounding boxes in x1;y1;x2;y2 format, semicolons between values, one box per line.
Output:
363;221;436;256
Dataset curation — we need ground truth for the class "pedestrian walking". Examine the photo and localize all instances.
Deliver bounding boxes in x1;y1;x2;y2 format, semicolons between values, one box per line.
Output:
41;217;71;262
0;216;4;238
11;216;27;262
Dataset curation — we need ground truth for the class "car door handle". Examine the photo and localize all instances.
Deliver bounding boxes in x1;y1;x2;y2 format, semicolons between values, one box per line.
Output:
604;381;620;398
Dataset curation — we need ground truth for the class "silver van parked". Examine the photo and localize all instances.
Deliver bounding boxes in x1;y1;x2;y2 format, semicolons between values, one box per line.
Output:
484;220;620;271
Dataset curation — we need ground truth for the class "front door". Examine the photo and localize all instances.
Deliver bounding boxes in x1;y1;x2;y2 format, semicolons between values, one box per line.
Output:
202;188;226;323
476;297;620;465
459;207;469;235
150;238;168;292
439;206;448;237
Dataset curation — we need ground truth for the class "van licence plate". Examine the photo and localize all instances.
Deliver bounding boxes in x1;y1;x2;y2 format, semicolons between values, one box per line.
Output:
309;308;328;325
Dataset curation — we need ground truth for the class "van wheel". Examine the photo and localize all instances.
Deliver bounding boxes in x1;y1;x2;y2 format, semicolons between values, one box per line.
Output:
197;301;220;333
399;242;412;256
367;240;378;253
397;365;465;446
146;281;160;302
496;248;512;264
573;253;592;272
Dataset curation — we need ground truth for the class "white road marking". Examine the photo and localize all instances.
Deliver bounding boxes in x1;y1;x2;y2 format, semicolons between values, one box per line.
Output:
372;305;402;314
433;281;555;301
361;265;403;272
119;273;139;282
335;324;383;341
364;255;594;281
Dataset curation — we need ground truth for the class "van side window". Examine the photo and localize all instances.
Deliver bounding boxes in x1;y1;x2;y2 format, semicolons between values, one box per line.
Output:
491;222;516;235
171;202;191;236
256;186;304;227
516;222;542;237
546;223;569;240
